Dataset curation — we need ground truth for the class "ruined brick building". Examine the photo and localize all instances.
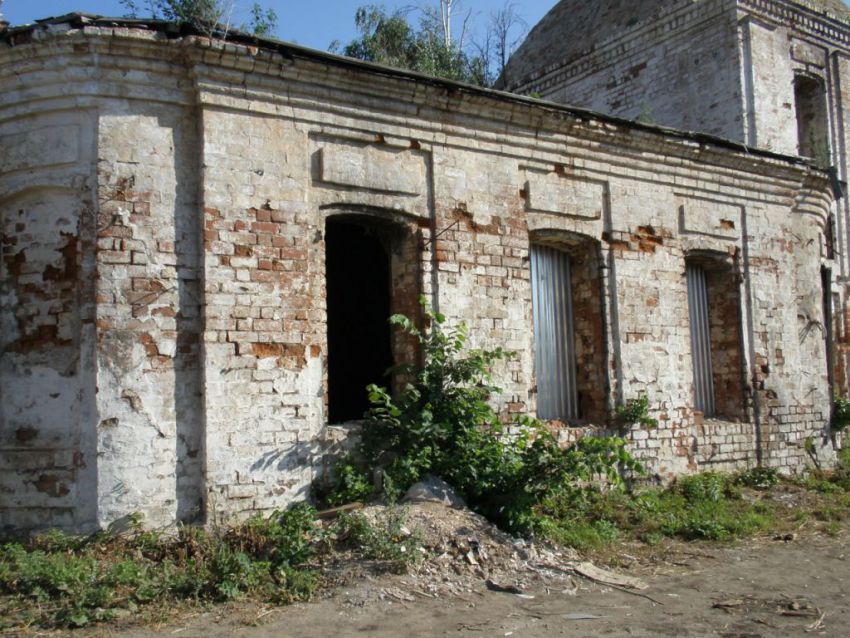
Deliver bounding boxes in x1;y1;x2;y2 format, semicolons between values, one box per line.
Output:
0;5;842;534
501;0;850;385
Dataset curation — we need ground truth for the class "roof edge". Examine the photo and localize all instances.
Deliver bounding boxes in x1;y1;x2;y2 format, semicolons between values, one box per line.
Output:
0;12;829;173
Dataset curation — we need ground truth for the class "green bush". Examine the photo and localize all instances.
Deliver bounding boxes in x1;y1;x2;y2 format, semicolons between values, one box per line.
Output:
322;299;642;533
313;457;373;506
676;472;737;503
615;394;658;430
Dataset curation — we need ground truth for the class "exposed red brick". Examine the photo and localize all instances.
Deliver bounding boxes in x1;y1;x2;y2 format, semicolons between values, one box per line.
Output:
253;342;285;358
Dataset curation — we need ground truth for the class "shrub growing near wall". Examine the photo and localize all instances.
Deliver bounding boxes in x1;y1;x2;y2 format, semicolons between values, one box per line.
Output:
320;299;642;533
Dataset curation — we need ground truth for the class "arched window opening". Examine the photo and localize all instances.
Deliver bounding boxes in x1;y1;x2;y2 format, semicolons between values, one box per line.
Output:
530;236;606;423
686;255;744;419
794;75;830;166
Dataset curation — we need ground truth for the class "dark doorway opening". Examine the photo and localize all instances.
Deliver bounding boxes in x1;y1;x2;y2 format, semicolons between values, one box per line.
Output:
326;218;393;423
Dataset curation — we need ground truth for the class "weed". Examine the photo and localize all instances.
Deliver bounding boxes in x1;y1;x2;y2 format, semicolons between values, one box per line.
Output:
534;517;619;552
803;475;843;493
736;466;779;490
833;396;850;431
531;471;776;552
615;394;658;430
813;505;844;522
336;508;420;571
315;457;373;506
676;472;738;503
839;445;850;469
0;505;326;630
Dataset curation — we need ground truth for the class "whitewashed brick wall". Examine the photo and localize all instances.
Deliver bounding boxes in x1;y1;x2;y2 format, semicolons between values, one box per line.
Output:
0;21;839;533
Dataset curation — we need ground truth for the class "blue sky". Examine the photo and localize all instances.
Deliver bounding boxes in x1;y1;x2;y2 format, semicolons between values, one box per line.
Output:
2;1;555;52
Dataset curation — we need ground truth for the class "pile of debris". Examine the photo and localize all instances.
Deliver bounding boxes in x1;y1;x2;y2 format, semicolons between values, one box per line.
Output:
326;476;646;604
387;500;576;598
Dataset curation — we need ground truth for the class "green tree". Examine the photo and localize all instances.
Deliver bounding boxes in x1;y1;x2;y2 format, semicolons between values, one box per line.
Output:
332;6;418;69
245;2;277;36
121;0;277;36
332;3;487;85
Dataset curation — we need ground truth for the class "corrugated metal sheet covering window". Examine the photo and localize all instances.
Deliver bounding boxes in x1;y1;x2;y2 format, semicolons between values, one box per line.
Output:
687;263;716;416
531;245;579;421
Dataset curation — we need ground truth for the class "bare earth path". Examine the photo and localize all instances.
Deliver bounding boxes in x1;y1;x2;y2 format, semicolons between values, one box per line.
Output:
96;530;850;638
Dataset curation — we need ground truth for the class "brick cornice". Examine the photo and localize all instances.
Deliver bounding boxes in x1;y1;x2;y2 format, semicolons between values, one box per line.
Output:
739;0;850;49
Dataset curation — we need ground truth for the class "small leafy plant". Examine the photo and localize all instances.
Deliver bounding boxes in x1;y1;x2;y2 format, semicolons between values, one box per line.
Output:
735;466;779;490
832;395;850;431
314;456;373;507
616;394;658;430
335;507;421;572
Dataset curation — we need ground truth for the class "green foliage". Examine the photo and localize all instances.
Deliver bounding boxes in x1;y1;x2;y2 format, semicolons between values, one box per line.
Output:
321;298;642;534
333;6;416;69
332;5;488;85
839;445;850;472
832;395;850;431
735;466;779;490
335;508;421;571
122;0;223;24
0;502;431;630
532;472;776;551
245;2;277;36
121;0;277;35
0;506;324;629
615;394;658;429
802;444;850;493
29;528;84;553
676;472;738;503
223;503;323;576
315;457;374;506
534;516;620;552
0;544;114;627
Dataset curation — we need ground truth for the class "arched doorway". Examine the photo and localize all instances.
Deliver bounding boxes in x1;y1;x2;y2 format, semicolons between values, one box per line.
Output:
325;218;394;423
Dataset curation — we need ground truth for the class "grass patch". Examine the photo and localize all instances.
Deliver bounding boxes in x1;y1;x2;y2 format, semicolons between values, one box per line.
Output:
533;465;850;555
0;503;418;631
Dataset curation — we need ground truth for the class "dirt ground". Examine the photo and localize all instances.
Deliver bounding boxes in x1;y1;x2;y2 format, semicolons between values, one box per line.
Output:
90;529;849;638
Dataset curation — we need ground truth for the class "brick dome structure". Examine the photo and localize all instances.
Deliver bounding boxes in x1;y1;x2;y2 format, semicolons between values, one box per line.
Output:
499;0;850;92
